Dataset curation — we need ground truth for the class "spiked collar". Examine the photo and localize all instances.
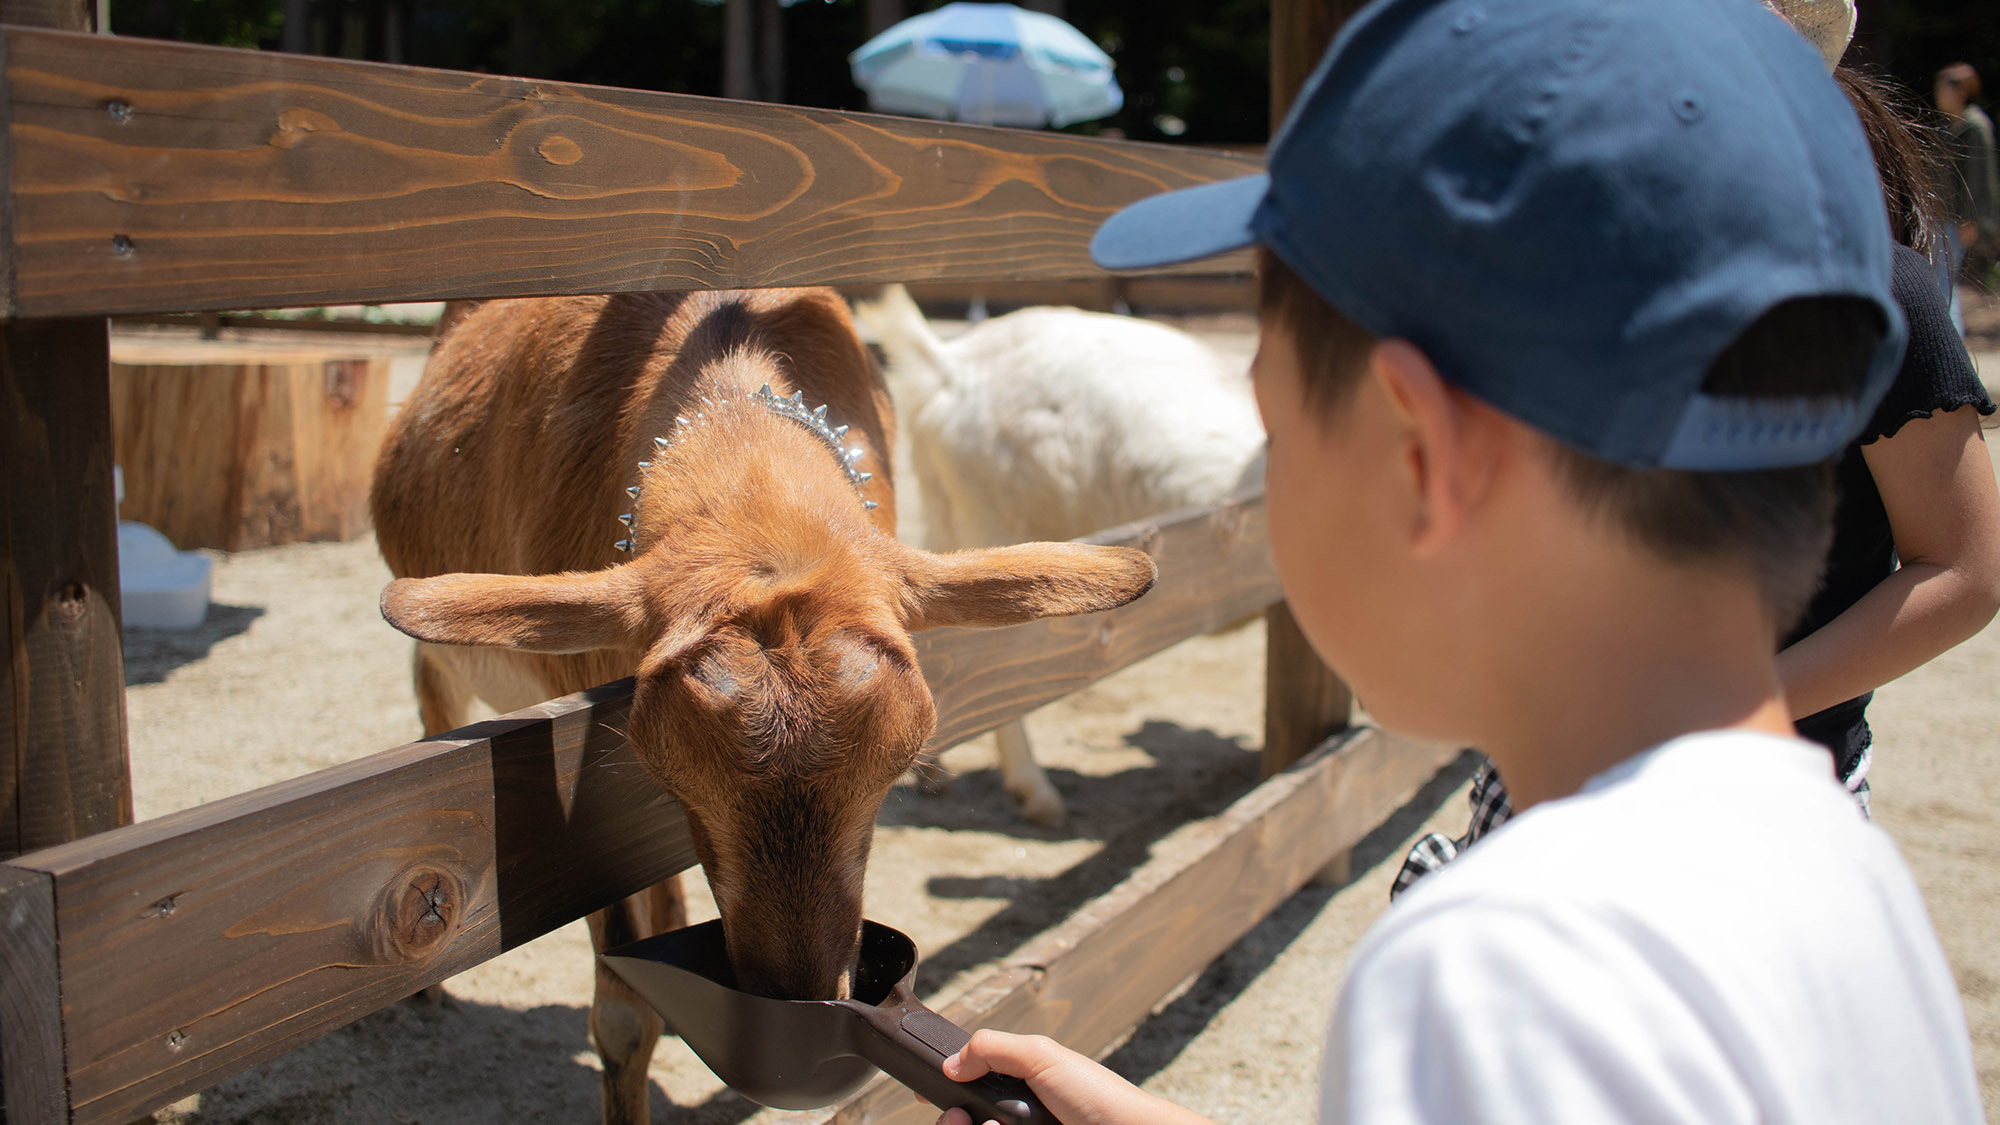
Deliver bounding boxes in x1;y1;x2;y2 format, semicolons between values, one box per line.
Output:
615;383;876;554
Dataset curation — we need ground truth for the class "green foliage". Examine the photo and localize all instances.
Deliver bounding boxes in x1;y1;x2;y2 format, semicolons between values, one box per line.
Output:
112;0;285;47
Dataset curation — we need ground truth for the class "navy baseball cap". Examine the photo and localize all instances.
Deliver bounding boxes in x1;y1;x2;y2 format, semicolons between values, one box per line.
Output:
1092;0;1905;470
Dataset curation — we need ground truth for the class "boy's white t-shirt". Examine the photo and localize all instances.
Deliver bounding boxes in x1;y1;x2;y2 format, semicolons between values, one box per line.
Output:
1321;731;1982;1124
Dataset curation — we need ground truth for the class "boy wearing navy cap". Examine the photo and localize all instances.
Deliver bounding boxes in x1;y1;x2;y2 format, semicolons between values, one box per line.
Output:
931;0;1984;1120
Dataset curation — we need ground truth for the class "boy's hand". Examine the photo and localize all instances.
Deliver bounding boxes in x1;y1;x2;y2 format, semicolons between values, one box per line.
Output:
932;1029;1217;1125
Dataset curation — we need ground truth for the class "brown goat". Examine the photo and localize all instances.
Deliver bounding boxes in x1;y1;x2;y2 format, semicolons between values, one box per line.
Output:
369;289;1155;1124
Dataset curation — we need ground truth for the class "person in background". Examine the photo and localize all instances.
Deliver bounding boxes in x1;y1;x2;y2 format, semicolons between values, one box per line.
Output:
1392;0;2000;899
1936;62;1998;331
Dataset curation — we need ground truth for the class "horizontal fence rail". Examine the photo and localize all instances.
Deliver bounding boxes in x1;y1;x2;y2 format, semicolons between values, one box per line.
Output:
0;26;1259;319
827;728;1463;1125
0;489;1280;1125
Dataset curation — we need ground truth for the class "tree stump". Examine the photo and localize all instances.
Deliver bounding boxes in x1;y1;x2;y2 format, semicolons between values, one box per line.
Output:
108;342;391;551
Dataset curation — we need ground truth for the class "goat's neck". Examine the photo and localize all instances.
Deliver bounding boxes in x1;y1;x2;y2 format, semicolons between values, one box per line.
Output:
617;377;876;564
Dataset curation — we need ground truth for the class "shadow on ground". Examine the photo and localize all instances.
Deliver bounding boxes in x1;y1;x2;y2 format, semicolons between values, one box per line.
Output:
881;720;1264;992
123;603;266;686
156;994;764;1125
1099;749;1482;1086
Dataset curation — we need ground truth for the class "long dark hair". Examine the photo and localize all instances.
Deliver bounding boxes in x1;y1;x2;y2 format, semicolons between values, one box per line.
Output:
1836;63;1947;254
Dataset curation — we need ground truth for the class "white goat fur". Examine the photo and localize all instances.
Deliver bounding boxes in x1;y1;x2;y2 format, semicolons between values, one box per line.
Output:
857;285;1266;825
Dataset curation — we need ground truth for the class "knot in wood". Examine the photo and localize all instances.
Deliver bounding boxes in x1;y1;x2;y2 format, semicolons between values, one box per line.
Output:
536;135;584;166
375;866;460;962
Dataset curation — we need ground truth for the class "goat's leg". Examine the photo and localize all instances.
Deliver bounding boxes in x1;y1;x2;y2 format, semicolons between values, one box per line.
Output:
414;643;475;738
996;718;1066;827
588;877;689;1125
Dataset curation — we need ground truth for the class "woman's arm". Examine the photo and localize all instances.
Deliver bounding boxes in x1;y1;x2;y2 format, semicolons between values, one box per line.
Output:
1779;406;2000;719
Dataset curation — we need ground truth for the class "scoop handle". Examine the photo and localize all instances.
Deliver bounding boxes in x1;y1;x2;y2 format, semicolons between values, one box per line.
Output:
853;997;1061;1125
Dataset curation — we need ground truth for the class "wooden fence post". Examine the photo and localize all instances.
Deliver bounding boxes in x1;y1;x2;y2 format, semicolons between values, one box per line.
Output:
2;7;132;1111
1263;0;1375;883
0;0;132;854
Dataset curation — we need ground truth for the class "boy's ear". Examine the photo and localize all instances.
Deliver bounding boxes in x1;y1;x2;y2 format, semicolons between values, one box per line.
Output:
1369;340;1495;557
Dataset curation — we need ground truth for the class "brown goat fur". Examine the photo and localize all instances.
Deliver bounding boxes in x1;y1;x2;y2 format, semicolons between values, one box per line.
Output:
370;288;1155;1124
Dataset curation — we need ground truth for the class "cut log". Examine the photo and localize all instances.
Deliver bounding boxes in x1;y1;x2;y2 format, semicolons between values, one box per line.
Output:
108;341;391;551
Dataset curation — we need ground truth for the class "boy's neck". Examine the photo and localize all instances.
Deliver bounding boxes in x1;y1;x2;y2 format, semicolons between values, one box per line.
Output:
1468;543;1796;811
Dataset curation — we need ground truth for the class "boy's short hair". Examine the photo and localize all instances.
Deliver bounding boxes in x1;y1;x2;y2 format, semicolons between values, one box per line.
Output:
1257;248;1880;629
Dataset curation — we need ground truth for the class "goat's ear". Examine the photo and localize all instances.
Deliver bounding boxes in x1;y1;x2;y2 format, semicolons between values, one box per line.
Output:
380;569;643;653
900;543;1157;631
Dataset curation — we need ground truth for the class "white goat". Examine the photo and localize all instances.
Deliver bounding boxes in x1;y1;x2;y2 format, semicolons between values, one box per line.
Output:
856;285;1266;826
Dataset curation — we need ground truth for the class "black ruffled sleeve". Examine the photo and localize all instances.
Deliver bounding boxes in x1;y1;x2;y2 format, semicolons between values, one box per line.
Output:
1860;243;1995;445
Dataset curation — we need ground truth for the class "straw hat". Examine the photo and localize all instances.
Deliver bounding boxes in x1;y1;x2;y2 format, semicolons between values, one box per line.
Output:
1762;0;1857;71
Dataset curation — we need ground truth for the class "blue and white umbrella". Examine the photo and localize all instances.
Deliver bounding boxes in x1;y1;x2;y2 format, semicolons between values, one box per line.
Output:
849;2;1123;128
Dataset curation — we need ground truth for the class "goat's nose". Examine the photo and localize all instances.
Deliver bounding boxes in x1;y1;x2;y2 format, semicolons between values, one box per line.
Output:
737;954;850;1002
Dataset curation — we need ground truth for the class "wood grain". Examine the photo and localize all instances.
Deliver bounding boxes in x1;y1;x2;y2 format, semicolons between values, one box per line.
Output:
0;490;1279;1123
108;344;391;550
5;681;692;1124
0;865;65;1125
825;727;1465;1124
0;317;131;860
1;27;1259;319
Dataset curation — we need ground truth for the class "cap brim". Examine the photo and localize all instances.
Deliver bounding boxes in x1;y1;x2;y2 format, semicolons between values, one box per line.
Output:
1090;174;1269;272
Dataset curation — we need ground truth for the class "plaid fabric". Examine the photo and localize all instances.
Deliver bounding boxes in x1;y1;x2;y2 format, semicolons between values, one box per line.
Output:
1390;743;1875;902
1390;759;1514;900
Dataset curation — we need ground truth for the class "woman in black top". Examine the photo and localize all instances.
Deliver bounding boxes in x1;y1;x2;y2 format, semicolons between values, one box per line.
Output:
1780;240;1997;807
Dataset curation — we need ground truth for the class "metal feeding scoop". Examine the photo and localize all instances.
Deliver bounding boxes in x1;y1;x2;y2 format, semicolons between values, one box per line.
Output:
601;919;1059;1124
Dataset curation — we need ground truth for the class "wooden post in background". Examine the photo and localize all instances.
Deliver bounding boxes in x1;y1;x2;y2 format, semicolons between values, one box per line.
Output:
865;0;902;36
0;0;132;862
1263;0;1370;882
1262;0;1366;777
725;0;755;101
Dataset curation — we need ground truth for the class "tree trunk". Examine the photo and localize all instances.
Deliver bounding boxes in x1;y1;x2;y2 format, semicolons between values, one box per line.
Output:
865;0;902;37
726;0;755;100
758;0;785;103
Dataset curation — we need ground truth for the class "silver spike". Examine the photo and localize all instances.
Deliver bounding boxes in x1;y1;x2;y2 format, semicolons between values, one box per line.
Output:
636;460;651;470
863;500;878;511
673;415;688;428
617;513;635;529
812;404;828;421
843;448;863;464
832;425;848;439
856;472;873;483
655;434;671;449
614;539;634;553
758;383;773;398
789;389;805;406
626;485;641;500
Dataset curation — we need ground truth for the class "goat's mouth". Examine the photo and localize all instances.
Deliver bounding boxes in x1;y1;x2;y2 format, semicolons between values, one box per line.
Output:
712;904;865;1002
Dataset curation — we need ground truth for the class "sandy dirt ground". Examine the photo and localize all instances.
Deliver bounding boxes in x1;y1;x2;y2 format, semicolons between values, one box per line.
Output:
114;303;2000;1124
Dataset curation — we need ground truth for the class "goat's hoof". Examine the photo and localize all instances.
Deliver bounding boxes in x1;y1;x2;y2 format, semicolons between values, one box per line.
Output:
1014;787;1068;829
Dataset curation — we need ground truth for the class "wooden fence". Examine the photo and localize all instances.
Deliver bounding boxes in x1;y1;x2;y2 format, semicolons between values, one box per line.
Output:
0;4;1457;1122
